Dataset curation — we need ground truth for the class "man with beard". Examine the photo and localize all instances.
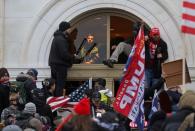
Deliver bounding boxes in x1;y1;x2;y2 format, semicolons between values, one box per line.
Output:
145;27;168;88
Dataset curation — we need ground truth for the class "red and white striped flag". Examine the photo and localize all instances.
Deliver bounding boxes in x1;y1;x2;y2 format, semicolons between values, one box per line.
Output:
46;80;89;112
46;96;71;112
181;0;195;35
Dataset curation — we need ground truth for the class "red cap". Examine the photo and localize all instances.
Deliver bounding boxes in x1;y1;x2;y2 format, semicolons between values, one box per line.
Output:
74;98;91;115
150;27;160;36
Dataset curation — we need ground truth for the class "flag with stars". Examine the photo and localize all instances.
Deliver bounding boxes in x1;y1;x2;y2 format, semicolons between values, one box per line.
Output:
149;90;160;119
47;80;89;112
69;80;89;102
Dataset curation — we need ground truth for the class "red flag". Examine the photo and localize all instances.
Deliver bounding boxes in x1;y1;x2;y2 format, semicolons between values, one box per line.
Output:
113;27;145;123
181;0;195;34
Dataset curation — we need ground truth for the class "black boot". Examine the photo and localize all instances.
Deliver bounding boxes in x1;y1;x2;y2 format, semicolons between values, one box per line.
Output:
103;59;116;68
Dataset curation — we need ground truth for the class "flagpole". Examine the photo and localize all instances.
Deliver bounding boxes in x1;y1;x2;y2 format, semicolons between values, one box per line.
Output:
182;34;187;93
89;77;95;118
181;0;192;93
89;77;92;90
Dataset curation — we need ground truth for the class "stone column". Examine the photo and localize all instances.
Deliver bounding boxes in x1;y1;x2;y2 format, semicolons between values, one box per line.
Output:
0;0;4;66
105;78;115;95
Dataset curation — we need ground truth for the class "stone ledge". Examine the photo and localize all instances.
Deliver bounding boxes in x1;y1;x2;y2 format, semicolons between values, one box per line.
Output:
7;64;124;81
7;65;195;81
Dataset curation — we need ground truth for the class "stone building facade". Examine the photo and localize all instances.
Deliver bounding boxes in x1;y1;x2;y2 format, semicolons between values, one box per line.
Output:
0;0;195;91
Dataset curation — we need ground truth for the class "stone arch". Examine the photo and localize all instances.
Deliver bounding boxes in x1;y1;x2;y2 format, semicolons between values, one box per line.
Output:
20;0;188;67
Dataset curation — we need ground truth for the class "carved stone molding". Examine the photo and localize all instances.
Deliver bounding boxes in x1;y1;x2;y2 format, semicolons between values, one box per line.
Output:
0;0;4;66
20;0;188;67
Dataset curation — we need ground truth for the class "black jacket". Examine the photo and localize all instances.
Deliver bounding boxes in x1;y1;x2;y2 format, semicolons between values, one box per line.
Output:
0;84;10;116
145;39;168;78
49;31;73;67
153;39;168;78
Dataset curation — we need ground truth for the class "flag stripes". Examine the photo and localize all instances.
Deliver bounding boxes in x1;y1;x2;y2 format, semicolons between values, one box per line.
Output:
182;0;195;34
46;80;89;112
47;96;70;112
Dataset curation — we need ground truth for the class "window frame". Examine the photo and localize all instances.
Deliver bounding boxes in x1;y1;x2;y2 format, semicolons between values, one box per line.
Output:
71;9;140;61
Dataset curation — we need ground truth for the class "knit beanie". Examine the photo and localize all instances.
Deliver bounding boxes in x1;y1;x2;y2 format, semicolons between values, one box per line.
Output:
0;68;10;83
0;68;9;78
179;90;195;110
29;118;43;131
2;125;22;131
56;98;91;131
59;21;71;32
27;68;38;80
24;102;37;114
74;98;91;115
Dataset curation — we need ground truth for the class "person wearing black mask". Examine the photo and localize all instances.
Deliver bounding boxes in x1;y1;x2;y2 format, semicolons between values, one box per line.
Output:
48;21;79;96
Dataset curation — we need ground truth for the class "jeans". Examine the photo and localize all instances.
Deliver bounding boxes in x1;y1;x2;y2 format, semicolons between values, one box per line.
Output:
110;42;132;62
145;69;154;88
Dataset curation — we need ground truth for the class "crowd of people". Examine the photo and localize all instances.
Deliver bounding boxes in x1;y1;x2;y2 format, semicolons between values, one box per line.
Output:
0;67;128;131
0;20;195;131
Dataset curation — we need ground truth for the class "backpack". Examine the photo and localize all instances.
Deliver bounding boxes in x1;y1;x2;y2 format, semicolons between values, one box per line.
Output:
10;81;27;104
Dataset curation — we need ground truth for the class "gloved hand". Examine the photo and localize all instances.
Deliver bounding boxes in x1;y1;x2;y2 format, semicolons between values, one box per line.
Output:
74;54;80;59
73;54;84;64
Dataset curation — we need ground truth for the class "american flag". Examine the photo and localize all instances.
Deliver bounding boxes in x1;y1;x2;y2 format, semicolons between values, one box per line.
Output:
149;90;160;119
47;80;89;112
68;80;89;102
46;96;70;112
181;0;195;35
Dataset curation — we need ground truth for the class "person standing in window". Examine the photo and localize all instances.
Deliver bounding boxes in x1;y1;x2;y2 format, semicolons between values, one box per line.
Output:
103;22;144;68
48;21;78;96
145;27;168;88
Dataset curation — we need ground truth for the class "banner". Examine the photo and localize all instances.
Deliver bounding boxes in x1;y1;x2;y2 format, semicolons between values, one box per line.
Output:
113;27;145;130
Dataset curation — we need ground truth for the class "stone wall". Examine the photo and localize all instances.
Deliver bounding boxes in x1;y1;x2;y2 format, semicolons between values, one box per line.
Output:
2;0;195;90
0;0;4;66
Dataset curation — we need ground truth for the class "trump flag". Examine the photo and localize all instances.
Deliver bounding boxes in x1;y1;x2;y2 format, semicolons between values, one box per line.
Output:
113;27;145;131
